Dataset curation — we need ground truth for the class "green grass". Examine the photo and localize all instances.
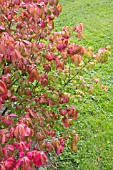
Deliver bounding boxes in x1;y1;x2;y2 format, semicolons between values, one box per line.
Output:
54;0;113;169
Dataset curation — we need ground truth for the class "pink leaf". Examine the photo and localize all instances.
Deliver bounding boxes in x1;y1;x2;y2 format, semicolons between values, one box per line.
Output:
0;25;5;30
9;113;18;117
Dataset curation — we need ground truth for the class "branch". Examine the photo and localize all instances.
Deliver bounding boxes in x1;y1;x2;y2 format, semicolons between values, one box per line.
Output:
1;107;8;116
63;71;79;88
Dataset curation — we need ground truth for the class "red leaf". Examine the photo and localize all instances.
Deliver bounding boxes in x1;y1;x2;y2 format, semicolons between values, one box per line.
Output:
0;80;7;97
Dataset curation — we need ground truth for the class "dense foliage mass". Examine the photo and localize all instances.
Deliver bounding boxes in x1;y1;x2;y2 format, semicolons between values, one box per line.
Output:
0;0;111;169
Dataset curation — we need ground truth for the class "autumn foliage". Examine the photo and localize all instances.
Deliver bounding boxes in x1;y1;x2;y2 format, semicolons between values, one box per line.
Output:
0;0;111;169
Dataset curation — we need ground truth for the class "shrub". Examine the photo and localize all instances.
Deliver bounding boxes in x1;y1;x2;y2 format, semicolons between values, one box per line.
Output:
0;0;111;169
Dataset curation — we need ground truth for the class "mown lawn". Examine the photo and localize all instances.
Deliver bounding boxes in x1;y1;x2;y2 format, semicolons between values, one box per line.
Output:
54;0;113;169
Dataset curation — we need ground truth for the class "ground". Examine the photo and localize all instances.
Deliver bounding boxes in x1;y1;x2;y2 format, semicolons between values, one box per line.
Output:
54;0;113;169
